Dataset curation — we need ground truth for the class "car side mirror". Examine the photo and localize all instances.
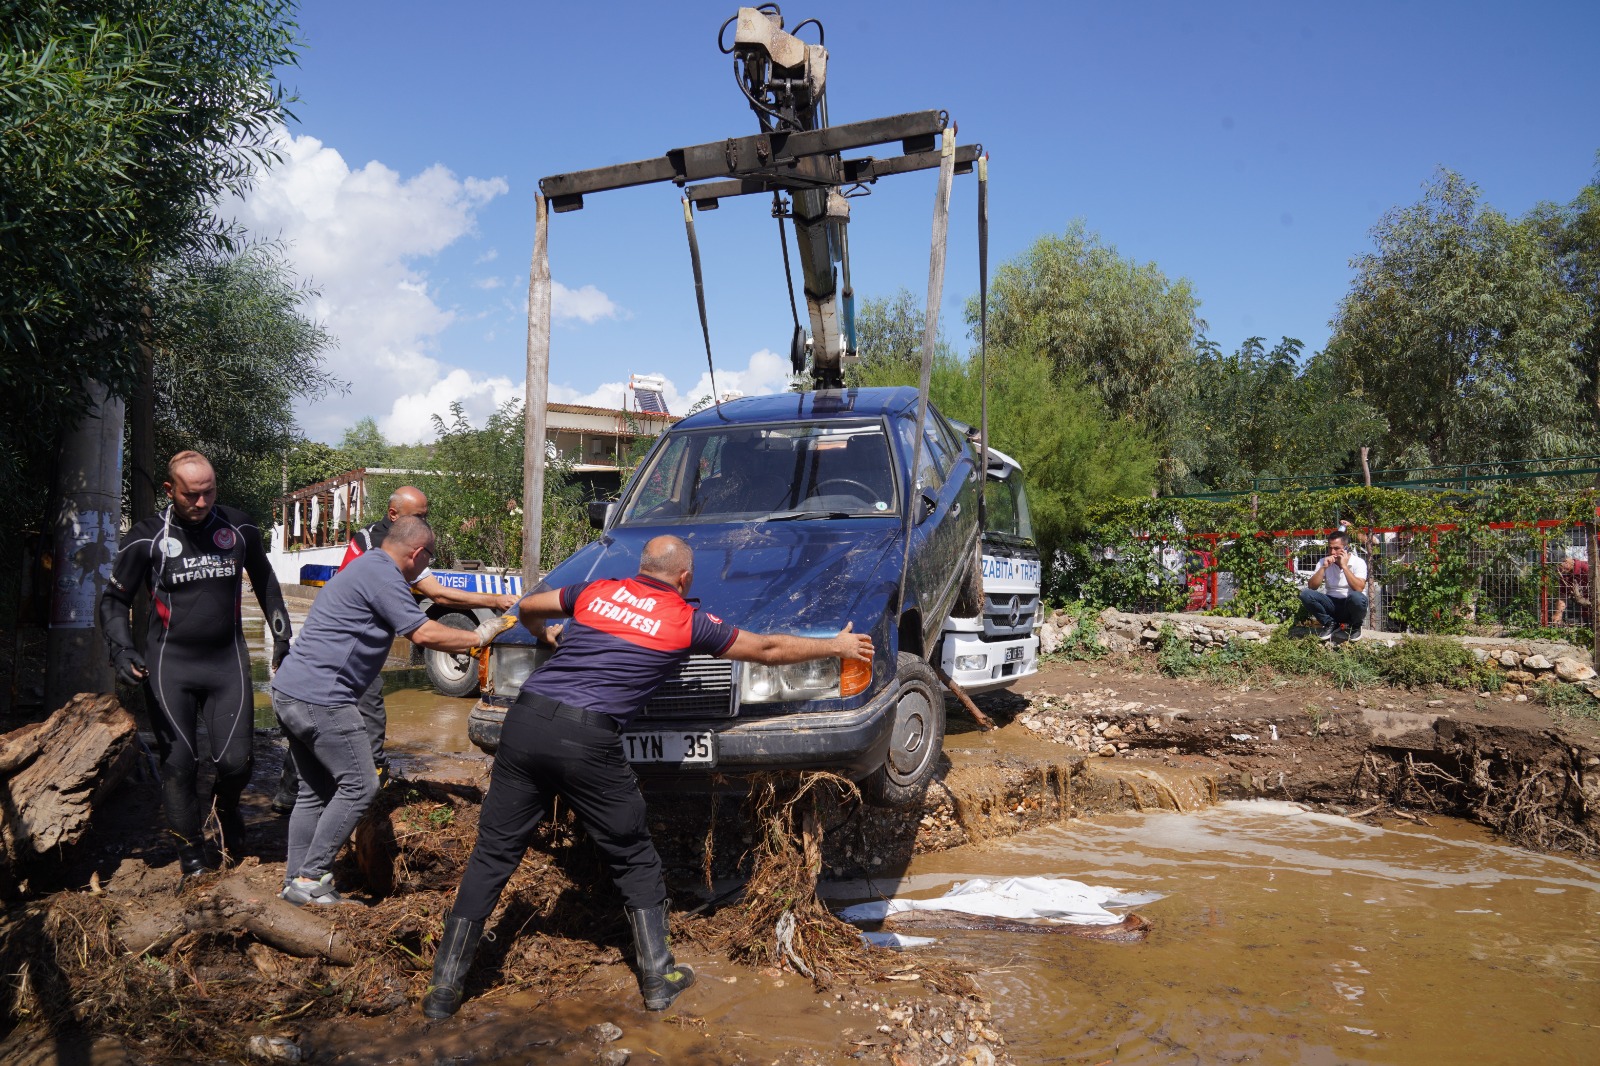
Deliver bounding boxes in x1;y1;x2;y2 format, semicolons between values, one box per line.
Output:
917;492;937;523
586;500;615;530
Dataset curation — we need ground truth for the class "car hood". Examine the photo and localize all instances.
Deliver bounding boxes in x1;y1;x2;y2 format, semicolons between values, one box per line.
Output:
545;520;904;636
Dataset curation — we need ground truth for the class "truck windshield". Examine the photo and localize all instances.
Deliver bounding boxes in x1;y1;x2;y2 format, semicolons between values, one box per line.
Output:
619;420;900;524
984;472;1035;544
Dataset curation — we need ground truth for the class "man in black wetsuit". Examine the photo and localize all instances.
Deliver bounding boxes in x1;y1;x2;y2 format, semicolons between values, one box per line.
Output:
270;485;516;810
99;450;293;875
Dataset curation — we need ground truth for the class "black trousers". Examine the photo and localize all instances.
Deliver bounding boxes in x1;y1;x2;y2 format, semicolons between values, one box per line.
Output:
146;635;254;846
450;692;666;922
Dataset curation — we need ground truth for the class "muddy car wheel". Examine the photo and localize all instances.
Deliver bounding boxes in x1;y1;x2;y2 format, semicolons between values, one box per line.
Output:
424;612;481;698
861;653;946;809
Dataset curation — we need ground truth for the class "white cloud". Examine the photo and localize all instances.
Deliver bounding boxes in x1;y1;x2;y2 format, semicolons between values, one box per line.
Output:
225;129;509;442
382;368;523;442
547;349;794;413
474;248;499;264
552;281;619;324
472;276;505;290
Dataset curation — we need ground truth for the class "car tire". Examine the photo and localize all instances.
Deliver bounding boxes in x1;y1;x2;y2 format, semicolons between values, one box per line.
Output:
860;653;946;809
953;541;984;617
424;612;481;698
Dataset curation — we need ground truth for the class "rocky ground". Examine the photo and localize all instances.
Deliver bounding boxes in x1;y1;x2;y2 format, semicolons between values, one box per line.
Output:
5;641;1599;1065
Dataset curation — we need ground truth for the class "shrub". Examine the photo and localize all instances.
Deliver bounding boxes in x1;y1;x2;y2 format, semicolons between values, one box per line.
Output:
1356;636;1476;688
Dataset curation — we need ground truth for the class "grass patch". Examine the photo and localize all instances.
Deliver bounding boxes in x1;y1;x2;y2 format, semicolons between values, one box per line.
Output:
1535;679;1600;720
1154;625;1492;692
1046;600;1108;662
1350;635;1476;688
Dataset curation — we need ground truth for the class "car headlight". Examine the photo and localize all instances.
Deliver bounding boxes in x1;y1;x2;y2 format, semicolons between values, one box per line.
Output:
955;653;987;672
741;657;843;703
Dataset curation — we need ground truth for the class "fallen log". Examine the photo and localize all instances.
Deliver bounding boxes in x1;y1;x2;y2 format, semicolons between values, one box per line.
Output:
1;693;135;873
113;871;356;964
933;667;997;731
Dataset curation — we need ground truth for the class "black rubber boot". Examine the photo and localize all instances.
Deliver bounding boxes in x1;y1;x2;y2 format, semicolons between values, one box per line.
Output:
271;756;299;815
218;805;248;866
626;903;696;1011
421;916;483;1020
175;838;214;879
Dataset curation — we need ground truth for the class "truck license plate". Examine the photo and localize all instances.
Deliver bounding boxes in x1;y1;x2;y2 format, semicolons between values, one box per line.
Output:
1005;646;1024;663
624;730;715;766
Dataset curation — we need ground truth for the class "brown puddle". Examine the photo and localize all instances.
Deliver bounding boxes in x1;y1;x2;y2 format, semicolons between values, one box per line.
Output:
840;802;1600;1064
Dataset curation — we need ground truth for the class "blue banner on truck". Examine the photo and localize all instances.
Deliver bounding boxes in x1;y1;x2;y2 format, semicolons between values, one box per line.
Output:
299;563;523;597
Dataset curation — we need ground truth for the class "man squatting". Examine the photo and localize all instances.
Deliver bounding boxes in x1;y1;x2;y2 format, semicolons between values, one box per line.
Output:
422;534;874;1017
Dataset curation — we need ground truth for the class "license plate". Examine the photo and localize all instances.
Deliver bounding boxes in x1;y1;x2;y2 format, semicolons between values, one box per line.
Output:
624;730;715;766
1005;646;1024;663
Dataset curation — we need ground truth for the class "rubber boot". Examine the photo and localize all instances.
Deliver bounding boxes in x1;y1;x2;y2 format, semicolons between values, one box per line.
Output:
271;755;299;816
174;837;214;879
421;916;483;1020
626;903;696;1011
218;805;248;866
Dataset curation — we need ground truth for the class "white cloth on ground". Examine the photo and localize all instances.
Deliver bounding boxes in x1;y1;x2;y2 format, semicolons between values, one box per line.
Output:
838;875;1126;927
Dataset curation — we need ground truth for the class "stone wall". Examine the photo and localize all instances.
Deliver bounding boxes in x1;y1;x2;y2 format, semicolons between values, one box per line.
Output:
1036;607;1597;690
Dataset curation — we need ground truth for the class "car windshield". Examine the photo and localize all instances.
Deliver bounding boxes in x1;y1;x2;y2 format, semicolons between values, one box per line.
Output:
984;471;1035;543
619;420;900;524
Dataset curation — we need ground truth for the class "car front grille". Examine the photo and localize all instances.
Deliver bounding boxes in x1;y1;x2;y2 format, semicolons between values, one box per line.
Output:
640;655;736;719
982;591;1039;640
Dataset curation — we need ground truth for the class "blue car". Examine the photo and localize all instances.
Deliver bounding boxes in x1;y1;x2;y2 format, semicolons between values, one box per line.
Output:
469;386;981;808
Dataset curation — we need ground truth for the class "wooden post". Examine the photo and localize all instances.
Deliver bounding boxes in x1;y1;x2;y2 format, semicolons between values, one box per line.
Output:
1360;446;1372;488
522;193;551;591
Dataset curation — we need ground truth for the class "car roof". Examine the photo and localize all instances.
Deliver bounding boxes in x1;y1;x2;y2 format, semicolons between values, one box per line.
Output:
672;386;922;430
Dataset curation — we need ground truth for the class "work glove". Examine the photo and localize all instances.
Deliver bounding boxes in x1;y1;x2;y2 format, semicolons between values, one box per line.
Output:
112;649;148;687
272;639;291;672
473;613;520;648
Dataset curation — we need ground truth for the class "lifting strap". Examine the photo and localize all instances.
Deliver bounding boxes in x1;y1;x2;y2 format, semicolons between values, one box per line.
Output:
977;153;990;529
897;126;958;612
682;198;721;409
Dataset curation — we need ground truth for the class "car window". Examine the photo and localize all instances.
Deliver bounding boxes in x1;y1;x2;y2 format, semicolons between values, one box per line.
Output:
619;420;898;523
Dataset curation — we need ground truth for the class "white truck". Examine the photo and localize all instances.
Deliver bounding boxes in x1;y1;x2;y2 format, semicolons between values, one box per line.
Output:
938;446;1041;694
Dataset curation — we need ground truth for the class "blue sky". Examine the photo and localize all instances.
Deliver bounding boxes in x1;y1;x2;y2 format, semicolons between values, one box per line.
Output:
237;0;1600;443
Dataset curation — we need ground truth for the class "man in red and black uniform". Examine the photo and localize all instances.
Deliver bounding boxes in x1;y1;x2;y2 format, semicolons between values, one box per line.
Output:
271;485;515;810
422;534;873;1019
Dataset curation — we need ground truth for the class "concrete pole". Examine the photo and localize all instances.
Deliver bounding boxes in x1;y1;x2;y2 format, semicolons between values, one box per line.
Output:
521;192;551;591
45;379;125;711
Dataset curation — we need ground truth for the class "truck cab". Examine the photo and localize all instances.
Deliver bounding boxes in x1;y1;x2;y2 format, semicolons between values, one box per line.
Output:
938;446;1040;693
469;386;981;808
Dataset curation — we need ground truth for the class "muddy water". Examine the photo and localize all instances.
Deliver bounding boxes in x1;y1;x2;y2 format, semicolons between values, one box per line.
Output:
839;802;1600;1065
242;601;1600;1063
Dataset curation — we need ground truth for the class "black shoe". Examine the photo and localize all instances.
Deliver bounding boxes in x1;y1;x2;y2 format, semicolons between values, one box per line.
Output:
1346;624;1362;641
176;842;216;879
626;903;696;1011
1316;624;1336;641
422;916;484;1019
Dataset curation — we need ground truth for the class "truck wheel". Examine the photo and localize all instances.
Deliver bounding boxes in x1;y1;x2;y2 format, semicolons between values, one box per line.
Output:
953;542;985;617
424;613;481;699
861;653;946;809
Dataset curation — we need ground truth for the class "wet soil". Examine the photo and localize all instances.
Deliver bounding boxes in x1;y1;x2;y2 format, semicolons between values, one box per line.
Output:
5;649;1599;1064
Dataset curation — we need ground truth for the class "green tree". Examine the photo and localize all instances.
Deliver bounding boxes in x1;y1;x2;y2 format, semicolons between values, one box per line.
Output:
857;342;1158;577
339;417;393;471
1183;336;1386;490
1329;170;1588;469
848;288;955;384
0;0;301;584
146;243;340;521
1529;155;1600;432
978;222;1201;486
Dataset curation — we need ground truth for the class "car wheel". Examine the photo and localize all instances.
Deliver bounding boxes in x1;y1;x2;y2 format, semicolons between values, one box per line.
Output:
860;653;946;809
424;612;481;698
953;541;984;617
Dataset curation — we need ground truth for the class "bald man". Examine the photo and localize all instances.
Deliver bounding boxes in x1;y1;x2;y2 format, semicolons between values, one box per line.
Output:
423;535;874;1018
99;451;294;876
271;516;500;906
271;485;517;810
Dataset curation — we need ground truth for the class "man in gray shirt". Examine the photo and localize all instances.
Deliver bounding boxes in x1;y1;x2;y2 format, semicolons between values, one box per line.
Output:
271;516;498;905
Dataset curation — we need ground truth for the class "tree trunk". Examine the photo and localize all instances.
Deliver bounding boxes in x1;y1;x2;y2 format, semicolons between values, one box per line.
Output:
44;380;124;712
1;693;135;876
112;870;356;963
